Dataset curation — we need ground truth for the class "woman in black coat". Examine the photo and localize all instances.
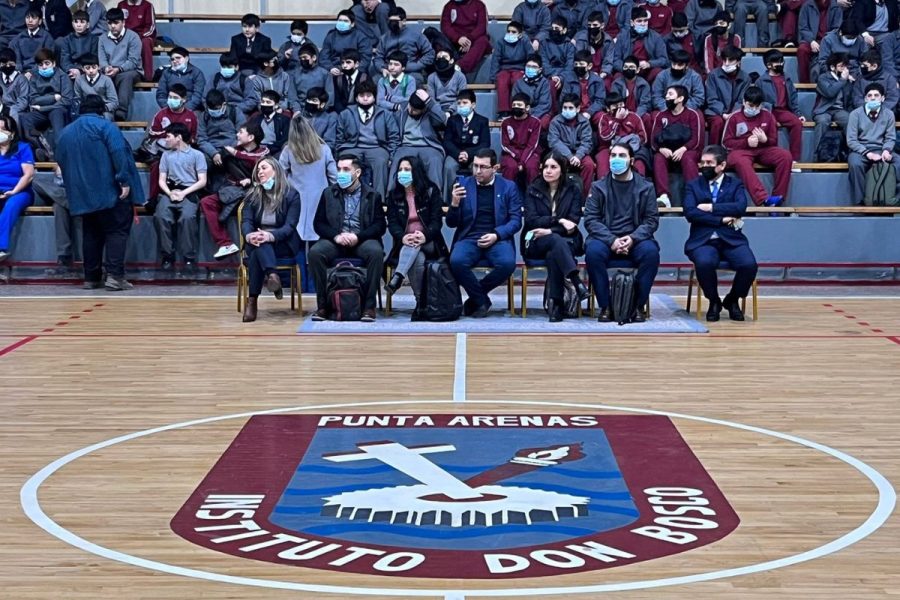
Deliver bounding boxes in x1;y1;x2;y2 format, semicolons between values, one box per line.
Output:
522;152;590;322
240;156;302;322
384;155;449;316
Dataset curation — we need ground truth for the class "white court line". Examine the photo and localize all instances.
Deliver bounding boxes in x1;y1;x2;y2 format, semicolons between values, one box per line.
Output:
4;294;900;301
453;333;467;403
20;399;896;597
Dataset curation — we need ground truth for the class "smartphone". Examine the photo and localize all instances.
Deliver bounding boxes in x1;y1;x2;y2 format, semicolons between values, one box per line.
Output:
455;175;465;187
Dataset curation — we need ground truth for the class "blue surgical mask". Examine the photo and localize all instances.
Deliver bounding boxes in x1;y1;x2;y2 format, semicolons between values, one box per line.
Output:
608;0;621;5
336;172;354;188
38;66;54;77
634;24;648;34
207;107;226;118
457;105;472;117
866;100;882;112
397;170;413;187
648;0;660;4
220;67;236;78
261;178;275;191
504;32;520;44
335;20;351;32
167;97;183;110
743;106;760;118
561;108;577;120
173;62;187;72
525;66;539;78
609;156;629;175
841;36;857;46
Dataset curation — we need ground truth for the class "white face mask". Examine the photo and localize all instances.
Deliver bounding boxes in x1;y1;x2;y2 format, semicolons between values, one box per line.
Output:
0;132;9;144
722;63;738;74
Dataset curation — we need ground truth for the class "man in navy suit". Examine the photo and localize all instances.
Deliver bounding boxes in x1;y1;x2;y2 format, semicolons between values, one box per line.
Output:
683;145;758;322
447;149;523;317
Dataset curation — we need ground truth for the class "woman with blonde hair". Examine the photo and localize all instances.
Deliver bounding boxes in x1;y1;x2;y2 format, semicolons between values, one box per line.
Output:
279;115;337;242
240;156;301;322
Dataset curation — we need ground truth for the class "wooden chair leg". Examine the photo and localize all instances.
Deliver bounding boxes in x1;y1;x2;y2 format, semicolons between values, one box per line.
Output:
521;266;528;318
686;268;694;313
507;275;515;315
384;265;393;316
588;281;595;317
696;273;704;321
752;279;759;321
236;271;242;313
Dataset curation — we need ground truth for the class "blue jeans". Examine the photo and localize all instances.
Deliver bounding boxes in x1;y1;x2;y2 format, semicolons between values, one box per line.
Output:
0;190;34;251
449;239;515;307
585;238;660;309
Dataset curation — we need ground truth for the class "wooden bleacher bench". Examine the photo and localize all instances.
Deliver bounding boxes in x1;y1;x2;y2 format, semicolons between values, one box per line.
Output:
153;45;229;54
35;161;149;170
158;13;514;22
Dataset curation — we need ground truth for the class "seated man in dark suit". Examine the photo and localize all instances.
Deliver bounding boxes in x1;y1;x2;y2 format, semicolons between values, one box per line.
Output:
683;145;758;322
584;143;659;323
309;154;387;322
447;149;523;317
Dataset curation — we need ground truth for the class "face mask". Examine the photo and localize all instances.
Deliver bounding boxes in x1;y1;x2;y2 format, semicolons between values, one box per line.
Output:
299;59;312;69
173;62;187;72
561;108;577;120
504;33;520;44
260;105;275;116
397;170;413;187
341;66;356;76
335;20;351;32
673;30;689;38
623;68;637;79
609;156;629;175
305;101;321;114
634;24;648;35
167;97;183;109
700;166;718;181
743;106;760;118
713;25;728;36
388;21;401;34
574;65;588;77
0;64;14;75
511;107;526;118
866;100;882;112
457;105;472;117
608;0;620;5
357;99;374;109
435;57;451;72
665;98;678;111
208;107;226;118
648;0;660;4
261;178;275;191
220;66;236;77
861;65;873;76
38;67;54;77
841;36;857;46
722;63;738;74
290;34;304;44
0;132;9;144
549;31;566;43
336;172;354;188
670;67;685;78
527;0;539;4
771;64;784;75
525;66;539;78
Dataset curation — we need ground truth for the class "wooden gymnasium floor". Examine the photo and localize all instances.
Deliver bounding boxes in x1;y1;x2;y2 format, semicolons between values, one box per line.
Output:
0;293;898;599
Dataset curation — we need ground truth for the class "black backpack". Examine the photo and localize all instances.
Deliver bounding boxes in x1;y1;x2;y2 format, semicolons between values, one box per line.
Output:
422;259;463;321
610;270;637;326
325;261;366;321
815;129;847;163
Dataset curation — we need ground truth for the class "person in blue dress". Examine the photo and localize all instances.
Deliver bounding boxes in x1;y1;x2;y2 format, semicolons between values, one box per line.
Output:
0;115;35;263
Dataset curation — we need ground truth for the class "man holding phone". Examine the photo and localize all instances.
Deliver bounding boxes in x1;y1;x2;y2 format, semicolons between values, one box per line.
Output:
447;149;522;317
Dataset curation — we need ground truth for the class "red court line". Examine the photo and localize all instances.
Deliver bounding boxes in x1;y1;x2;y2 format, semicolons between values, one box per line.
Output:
22;332;898;340
888;337;900;346
0;335;37;357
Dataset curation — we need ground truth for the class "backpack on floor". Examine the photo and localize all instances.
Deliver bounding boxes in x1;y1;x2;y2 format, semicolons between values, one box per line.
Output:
325;261;366;321
422;259;463;321
610;270;637;326
542;279;580;318
863;161;899;207
815;129;847;163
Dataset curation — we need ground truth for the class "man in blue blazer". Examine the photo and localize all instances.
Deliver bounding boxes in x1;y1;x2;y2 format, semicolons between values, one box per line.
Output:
447;149;523;317
683;145;758;322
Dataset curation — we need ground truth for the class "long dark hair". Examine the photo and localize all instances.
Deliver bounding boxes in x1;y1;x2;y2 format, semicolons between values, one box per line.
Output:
0;115;21;156
389;155;436;202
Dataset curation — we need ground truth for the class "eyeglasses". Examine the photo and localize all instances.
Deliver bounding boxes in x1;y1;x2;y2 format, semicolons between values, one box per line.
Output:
472;164;493;171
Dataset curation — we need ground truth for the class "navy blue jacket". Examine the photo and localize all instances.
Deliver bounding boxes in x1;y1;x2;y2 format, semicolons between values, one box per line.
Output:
241;188;302;255
683;174;750;254
446;174;523;244
443;113;491;161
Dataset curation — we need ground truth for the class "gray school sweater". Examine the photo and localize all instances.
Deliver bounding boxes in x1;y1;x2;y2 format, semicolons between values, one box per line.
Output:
98;29;143;74
847;106;896;154
73;73;119;113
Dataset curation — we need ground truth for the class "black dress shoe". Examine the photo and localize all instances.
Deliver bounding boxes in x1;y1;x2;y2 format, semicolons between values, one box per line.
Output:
633;306;648;323
463;298;478;316
597;308;612;323
548;299;563;323
724;299;745;321
571;278;591;302
706;299;722;322
385;272;404;294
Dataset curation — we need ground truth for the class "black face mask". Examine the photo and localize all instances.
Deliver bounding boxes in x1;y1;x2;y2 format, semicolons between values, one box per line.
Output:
388;21;401;34
305;101;321;114
435;57;452;72
588;26;602;37
549;31;566;43
700;166;718;181
665;98;678;111
861;65;873;76
670;67;685;78
357;99;374;109
260;105;275;116
299;59;312;70
771;64;784;75
623;69;637;79
713;25;728;36
0;64;14;75
511;107;526;118
341;66;356;76
574;65;588;77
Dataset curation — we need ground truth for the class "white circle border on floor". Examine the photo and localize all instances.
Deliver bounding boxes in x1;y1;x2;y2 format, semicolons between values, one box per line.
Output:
20;399;897;597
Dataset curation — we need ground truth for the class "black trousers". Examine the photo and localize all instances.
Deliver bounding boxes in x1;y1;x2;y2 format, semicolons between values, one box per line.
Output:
523;233;578;301
82;200;133;281
688;238;758;302
246;240;295;297
308;239;384;310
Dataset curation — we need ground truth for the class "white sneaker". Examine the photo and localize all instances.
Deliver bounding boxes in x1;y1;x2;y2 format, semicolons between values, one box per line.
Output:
791;162;802;173
0;250;8;262
656;194;671;208
214;244;239;259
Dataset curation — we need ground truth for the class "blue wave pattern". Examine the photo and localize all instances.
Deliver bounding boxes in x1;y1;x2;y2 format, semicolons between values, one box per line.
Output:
269;426;639;550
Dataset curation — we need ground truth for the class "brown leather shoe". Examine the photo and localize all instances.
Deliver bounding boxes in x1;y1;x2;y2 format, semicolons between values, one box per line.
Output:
242;297;258;322
265;272;283;299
